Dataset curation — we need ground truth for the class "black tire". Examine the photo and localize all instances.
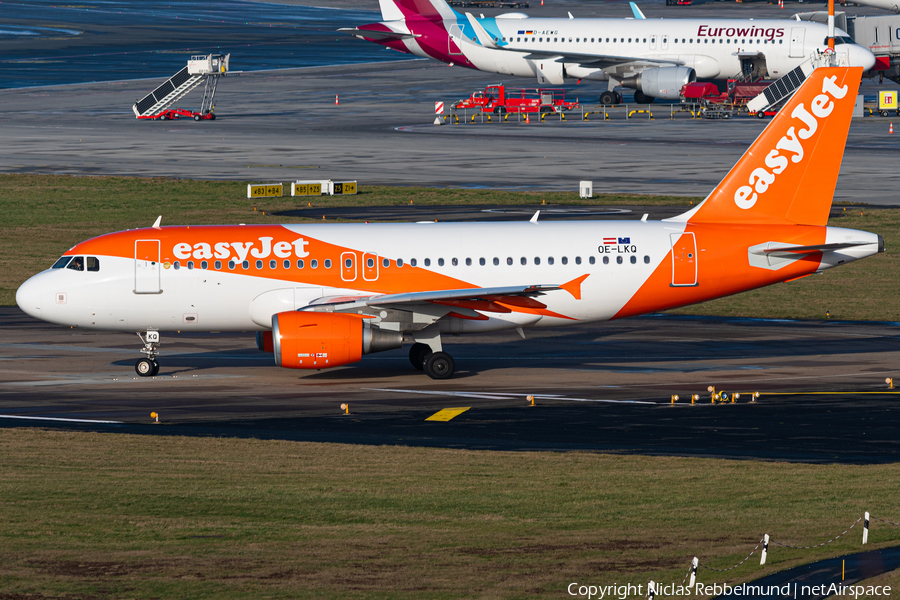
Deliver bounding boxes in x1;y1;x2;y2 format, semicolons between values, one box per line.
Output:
194;115;202;121
135;358;155;377
599;91;616;106
756;111;766;119
424;352;455;380
150;359;160;376
409;343;431;371
633;90;654;104
882;110;889;117
209;113;216;120
158;114;167;121
493;107;507;115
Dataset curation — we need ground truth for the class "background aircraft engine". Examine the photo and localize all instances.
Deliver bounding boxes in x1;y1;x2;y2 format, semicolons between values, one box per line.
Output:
624;67;696;100
271;311;402;369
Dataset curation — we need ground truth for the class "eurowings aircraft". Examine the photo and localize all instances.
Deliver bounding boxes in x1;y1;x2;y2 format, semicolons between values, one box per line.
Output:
341;0;875;103
16;67;883;380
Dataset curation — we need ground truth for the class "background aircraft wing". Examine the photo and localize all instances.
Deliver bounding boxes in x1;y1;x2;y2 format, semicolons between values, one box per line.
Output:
520;51;684;69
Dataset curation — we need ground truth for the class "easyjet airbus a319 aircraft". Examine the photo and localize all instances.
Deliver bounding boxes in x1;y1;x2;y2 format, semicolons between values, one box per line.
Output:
17;67;883;380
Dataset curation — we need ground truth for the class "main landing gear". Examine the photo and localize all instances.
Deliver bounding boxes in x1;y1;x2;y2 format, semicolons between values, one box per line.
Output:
408;342;456;380
135;330;160;377
599;91;622;106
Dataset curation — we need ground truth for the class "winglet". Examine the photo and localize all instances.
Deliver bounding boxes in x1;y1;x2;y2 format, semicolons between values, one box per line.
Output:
152;216;162;229
530;210;540;223
568;11;574;18
560;274;589;300
630;2;646;19
464;13;500;49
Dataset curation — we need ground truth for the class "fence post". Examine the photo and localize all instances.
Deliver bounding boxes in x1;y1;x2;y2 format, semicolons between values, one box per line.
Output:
689;557;698;587
863;512;870;544
760;534;769;565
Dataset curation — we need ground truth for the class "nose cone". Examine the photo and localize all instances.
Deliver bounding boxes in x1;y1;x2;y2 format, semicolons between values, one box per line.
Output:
16;276;42;319
852;44;877;71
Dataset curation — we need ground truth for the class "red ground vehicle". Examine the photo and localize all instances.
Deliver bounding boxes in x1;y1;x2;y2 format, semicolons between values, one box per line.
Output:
681;78;776;118
453;84;579;114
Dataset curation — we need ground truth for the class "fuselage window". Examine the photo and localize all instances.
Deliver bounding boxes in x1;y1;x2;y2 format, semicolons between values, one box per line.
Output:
228;260;236;270
576;38;579;42
270;260;277;269
568;37;573;42
704;39;708;44
643;38;647;43
628;38;632;42
576;256;582;265
493;257;499;266
561;256;568;265
255;260;262;269
67;257;84;271
452;258;458;266
591;37;595;42
480;258;486;266
187;261;194;270
534;257;541;265
87;257;100;272
779;39;783;44
174;261;181;270
520;257;526;265
554;37;558;42
367;257;374;268
242;260;250;270
689;39;692;43
345;258;352;268
424;258;431;267
297;259;305;269
602;256;609;265
589;256;596;265
310;259;318;269
465;258;472;266
411;258;418;267
325;259;332;268
201;260;209;270
507;257;513;265
52;256;72;269
548;257;555;265
397;258;404;267
616;256;623;264
630;256;637;264
517;37;521;42
644;255;650;264
438;258;445;266
214;260;221;270
283;260;290;269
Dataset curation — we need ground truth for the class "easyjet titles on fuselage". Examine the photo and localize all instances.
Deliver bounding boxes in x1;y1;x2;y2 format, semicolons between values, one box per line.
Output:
171;236;311;262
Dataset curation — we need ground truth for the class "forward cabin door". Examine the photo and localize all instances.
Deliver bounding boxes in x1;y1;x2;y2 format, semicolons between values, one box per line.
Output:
135;239;161;294
670;233;698;287
789;27;806;58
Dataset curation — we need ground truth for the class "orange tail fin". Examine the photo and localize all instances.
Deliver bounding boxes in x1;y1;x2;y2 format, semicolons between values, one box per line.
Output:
679;67;862;227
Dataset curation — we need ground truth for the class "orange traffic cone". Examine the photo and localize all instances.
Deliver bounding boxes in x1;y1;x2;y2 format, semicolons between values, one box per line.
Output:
335;94;340;105
525;112;530;124
541;0;544;5
779;0;783;8
891;122;894;134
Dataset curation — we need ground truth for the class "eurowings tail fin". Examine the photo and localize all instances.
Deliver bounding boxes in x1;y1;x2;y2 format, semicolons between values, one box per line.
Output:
379;0;406;20
675;67;862;227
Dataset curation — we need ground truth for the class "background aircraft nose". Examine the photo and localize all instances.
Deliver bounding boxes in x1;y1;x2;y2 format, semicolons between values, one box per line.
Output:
16;277;42;319
852;45;877;71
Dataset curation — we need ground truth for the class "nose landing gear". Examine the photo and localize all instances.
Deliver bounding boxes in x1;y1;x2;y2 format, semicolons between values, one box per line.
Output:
135;331;161;377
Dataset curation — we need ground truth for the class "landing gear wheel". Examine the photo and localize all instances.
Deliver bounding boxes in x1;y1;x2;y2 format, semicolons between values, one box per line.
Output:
150;359;160;376
424;351;455;380
409;343;432;371
599;91;616;106
136;358;155;377
633;90;654;104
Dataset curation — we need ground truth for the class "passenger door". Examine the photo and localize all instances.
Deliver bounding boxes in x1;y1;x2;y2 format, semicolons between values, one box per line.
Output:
670;233;698;287
790;27;806;58
134;240;161;294
448;24;464;55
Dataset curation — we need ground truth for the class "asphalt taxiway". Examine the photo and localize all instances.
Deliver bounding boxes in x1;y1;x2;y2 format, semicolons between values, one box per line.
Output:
2;307;898;463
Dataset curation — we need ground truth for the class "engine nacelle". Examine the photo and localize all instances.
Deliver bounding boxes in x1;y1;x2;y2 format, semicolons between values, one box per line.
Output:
623;67;696;100
256;331;274;353
271;311;402;369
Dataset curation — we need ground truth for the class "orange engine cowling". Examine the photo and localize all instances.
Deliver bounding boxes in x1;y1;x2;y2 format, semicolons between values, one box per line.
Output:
271;311;402;369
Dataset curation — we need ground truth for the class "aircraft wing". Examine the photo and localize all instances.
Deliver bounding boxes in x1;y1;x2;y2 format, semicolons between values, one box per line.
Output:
519;50;683;69
338;27;420;41
303;284;562;312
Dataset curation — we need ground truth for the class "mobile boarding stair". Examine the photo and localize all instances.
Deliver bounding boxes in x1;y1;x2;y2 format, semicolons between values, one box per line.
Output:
746;50;849;117
133;53;230;121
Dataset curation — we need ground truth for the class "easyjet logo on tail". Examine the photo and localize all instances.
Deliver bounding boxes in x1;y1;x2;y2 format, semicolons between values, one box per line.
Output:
734;75;849;211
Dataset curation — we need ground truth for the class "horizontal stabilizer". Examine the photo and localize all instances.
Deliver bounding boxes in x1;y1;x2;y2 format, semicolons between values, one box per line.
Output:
762;241;875;254
337;27;419;41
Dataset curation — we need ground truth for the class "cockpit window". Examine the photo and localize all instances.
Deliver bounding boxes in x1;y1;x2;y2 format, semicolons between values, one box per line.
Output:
86;256;100;272
66;256;84;271
825;36;855;45
52;256;72;269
